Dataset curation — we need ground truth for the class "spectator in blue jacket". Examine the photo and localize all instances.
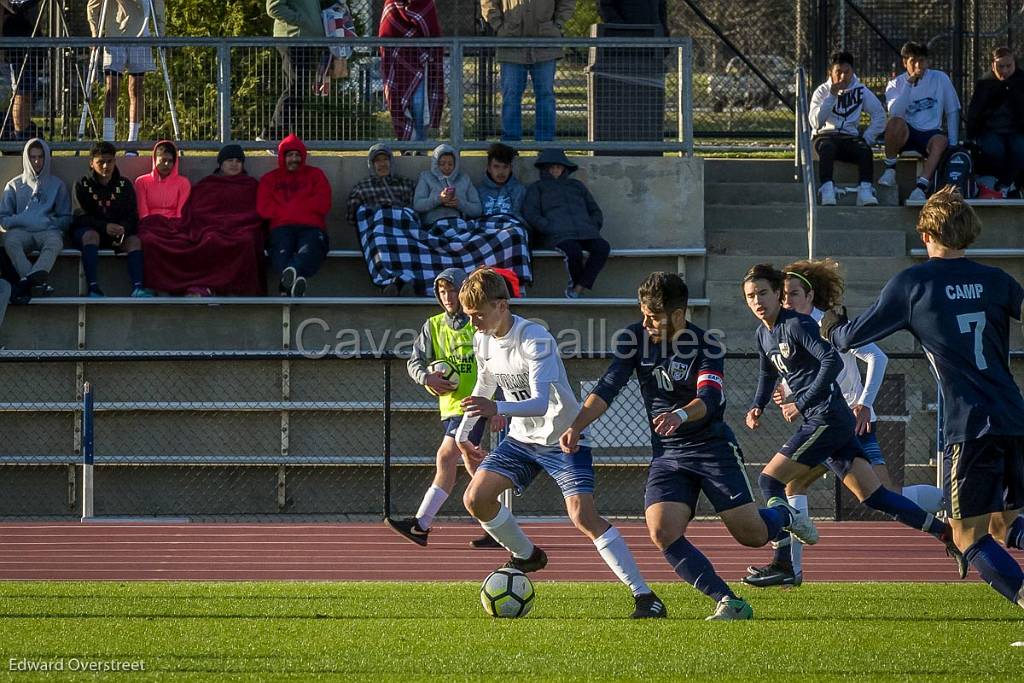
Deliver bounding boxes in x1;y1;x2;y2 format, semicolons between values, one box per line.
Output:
476;142;526;224
522;148;609;298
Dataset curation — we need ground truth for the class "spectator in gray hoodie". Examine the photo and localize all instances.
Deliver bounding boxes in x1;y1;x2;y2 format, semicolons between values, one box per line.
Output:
0;138;71;297
413;144;482;228
522;148;608;298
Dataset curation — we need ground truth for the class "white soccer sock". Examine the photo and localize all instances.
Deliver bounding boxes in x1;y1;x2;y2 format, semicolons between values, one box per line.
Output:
916;175;930;188
103;117;116;142
415;484;449;530
480;503;533;559
788;494;808;575
128;122;141;142
901;484;944;514
859;181;873;189
594;526;650;597
884;157;897;167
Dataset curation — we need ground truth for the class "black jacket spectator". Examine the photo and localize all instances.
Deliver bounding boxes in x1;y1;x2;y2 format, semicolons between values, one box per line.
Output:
966;69;1024;138
523;149;603;250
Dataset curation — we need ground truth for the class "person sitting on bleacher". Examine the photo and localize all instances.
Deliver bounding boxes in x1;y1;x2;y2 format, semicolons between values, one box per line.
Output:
414;144;482;228
966;46;1024;197
808;51;885;207
134;140;191;220
348;143;417;296
72;141;150;298
257;134;330;297
523;148;609;299
0;138;71;300
881;41;961;202
138;144;266;297
476;142;527;224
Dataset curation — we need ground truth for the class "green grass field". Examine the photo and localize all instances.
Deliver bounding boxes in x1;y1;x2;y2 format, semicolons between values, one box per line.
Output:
1;581;1021;681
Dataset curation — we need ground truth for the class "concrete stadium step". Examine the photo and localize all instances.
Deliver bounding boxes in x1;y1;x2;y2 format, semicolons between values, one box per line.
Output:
705;205;920;234
707;227;907;258
704;158;921;184
1;298;709;352
707;254;915;283
43;249;705;300
705;181;898;206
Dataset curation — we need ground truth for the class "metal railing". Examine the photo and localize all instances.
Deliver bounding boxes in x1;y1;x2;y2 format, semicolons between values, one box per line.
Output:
0;35;693;153
0;349;970;522
793;66;818;259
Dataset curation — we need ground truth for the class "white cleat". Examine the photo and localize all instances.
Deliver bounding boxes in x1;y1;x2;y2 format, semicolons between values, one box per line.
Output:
878;168;897;186
909;187;927;202
857;184;878;206
819;181;836;206
768;496;819;545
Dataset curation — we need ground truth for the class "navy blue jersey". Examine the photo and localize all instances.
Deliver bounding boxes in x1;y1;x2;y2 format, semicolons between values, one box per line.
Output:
832;258;1024;444
591;322;731;452
753;308;854;427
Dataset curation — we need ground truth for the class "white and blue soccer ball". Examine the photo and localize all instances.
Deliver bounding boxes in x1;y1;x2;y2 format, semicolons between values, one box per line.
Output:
480;567;534;618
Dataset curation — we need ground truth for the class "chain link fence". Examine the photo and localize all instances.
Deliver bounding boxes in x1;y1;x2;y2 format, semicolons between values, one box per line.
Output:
0;350;986;523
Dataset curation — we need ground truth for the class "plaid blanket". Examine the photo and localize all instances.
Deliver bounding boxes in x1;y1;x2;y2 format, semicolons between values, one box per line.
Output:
356;207;533;294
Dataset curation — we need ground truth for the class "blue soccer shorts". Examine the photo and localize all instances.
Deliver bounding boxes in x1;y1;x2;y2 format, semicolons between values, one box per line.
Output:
644;437;755;513
945;435;1024;520
443;416;485;447
857;430;886;466
780;421;865;470
479;436;595;498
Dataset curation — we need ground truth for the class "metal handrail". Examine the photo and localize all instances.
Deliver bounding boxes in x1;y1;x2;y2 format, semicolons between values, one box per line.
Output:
794;67;817;259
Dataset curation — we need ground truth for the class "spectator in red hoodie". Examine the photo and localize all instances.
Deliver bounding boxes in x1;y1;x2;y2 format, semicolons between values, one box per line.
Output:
257;134;331;297
135;140;191;219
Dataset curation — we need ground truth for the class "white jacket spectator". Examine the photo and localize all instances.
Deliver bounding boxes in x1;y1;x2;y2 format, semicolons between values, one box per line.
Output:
809;74;886;144
886;69;960;144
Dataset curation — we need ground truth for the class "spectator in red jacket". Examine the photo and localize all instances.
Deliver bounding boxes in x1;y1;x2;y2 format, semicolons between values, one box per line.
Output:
257;134;331;297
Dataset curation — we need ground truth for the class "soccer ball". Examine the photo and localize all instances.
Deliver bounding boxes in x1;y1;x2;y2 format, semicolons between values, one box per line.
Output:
480;567;534;618
425;360;459;396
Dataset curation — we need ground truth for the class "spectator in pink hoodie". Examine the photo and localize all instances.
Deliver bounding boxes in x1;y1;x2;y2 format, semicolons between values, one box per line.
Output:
135;140;190;219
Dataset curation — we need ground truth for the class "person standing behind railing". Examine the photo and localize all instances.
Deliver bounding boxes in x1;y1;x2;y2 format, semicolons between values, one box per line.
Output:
378;0;444;143
87;0;165;145
481;0;575;142
0;0;42;141
264;0;324;141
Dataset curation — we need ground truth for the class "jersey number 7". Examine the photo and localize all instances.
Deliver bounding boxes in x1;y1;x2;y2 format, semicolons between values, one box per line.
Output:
956;312;988;370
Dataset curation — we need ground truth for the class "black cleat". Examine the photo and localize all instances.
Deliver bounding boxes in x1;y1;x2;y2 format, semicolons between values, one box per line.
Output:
470;533;503;549
504;545;547;573
743;562;802;587
630;591;667;619
944;539;969;580
384;517;429;547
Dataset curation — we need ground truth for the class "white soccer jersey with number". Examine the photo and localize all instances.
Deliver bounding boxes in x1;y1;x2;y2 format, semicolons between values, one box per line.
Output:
461;315;583;447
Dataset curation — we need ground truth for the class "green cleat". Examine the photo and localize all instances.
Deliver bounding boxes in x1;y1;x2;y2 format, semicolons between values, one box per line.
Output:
706;596;754;621
768;496;819;545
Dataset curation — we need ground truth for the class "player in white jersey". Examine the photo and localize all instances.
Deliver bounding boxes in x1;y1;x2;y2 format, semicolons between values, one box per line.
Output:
745;258;947;587
455;268;666;618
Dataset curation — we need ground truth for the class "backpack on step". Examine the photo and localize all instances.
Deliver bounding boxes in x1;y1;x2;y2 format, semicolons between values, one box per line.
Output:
933;145;977;198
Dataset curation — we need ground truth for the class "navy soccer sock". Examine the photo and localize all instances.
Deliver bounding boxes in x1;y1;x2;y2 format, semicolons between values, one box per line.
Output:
758;473;792;542
1006;515;1024;550
964;535;1024;604
862;486;947;539
663;536;735;603
81;244;99;288
758;507;788;541
127;251;144;290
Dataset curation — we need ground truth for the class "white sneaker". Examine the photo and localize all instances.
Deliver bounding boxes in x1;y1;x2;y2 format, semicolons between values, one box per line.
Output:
768;496;819;545
878;168;897;186
857;184;878;206
819;181;836;206
909;187;927;202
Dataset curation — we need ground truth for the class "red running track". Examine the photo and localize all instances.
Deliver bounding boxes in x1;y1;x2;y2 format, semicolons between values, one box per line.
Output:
4;521;1016;582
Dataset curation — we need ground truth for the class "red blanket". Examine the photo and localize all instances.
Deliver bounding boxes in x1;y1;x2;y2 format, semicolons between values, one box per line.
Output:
138;173;266;296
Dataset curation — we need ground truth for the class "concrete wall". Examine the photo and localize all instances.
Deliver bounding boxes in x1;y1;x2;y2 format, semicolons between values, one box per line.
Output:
0;153;704;250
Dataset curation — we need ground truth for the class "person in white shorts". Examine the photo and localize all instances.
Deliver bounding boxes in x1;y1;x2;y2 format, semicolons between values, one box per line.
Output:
87;0;165;144
456;268;666;619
